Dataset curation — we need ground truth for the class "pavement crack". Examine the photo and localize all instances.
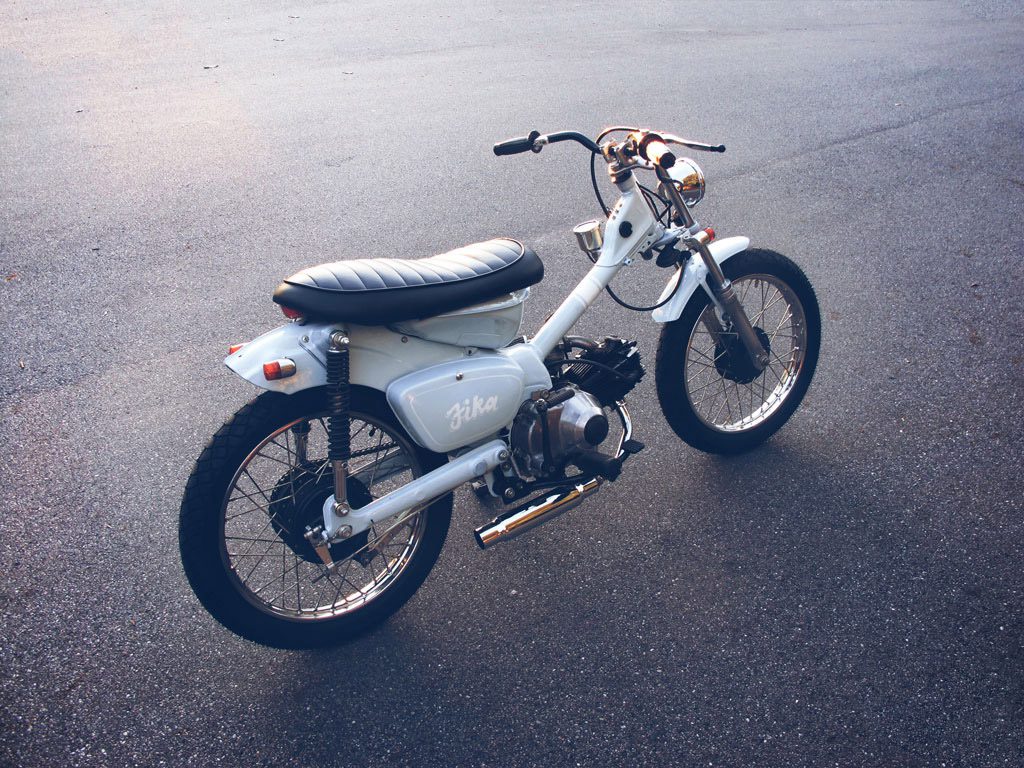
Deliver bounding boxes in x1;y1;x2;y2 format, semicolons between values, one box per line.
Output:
721;85;1024;182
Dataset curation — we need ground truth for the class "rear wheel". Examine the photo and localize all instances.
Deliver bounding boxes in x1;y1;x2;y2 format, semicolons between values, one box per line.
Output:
655;249;821;454
179;386;452;648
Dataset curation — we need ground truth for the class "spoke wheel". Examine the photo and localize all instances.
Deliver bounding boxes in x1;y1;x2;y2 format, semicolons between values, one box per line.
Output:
656;249;821;454
686;274;807;431
180;386;452;648
222;410;427;621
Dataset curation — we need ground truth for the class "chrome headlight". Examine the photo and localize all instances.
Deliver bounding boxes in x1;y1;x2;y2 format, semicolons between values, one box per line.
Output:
667;157;705;207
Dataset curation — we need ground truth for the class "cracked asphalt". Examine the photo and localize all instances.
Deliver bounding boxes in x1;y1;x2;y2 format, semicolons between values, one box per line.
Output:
2;2;1022;766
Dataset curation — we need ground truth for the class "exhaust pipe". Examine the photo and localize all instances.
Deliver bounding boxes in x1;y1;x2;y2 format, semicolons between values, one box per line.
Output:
474;477;602;549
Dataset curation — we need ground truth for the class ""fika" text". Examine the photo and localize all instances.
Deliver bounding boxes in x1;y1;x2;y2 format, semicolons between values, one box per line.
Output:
447;395;499;431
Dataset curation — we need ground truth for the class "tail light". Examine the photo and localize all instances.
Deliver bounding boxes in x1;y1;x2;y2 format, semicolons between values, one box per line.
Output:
280;305;303;320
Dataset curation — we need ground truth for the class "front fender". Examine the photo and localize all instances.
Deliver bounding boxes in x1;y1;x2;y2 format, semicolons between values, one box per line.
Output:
650;236;750;323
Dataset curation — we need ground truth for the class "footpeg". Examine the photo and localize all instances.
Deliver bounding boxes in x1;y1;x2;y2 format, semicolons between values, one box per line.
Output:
621;439;645;455
572;449;624;481
571;438;643;481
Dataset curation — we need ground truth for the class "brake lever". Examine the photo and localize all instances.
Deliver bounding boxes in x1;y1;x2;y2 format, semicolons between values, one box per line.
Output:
661;133;726;153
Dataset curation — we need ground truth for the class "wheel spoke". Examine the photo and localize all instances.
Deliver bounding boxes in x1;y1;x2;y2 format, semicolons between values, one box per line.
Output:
220;410;431;621
684;273;808;432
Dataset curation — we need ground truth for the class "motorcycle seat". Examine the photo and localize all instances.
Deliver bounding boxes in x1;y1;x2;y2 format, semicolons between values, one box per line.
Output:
273;238;543;325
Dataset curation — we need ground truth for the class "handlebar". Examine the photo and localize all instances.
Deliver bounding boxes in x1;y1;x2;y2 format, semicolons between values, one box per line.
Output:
493;130;601;156
494;128;722;165
493;131;541;156
495;126;724;238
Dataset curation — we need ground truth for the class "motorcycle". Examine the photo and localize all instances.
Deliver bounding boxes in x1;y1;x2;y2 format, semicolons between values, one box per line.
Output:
179;127;821;647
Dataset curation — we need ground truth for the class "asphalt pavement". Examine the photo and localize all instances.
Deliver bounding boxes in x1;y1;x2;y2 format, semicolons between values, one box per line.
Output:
2;2;1023;766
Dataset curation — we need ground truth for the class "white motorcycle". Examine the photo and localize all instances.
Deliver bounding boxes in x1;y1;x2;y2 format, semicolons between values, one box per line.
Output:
179;127;821;647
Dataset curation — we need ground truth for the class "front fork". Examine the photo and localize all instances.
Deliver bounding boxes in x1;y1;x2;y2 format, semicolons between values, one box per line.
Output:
690;233;769;371
657;167;768;371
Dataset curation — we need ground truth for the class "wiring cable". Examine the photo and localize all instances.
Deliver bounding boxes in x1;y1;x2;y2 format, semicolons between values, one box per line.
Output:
587;126;684;312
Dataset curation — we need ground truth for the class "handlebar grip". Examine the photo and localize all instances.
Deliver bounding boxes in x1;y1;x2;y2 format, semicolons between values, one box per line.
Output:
641;138;676;170
493;130;540;156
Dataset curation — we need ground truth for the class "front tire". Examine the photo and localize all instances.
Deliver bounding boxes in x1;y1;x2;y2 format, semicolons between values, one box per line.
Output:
655;248;821;454
179;386;452;648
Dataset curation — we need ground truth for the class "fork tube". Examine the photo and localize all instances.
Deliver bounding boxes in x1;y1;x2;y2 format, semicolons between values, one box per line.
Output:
693;240;769;371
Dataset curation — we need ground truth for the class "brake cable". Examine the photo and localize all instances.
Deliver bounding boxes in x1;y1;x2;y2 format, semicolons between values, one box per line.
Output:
588;126;684;313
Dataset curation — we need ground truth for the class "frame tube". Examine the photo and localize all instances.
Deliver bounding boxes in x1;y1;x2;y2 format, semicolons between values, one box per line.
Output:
528;174;662;358
321;439;508;539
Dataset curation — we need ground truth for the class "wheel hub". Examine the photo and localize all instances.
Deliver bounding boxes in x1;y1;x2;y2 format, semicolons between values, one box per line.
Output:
268;465;374;564
714;326;772;385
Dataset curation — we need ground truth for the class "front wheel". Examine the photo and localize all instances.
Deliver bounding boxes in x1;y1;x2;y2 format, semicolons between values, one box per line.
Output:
655;248;821;454
179;386;452;648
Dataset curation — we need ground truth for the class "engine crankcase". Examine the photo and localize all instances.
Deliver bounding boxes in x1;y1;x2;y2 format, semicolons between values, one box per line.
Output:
512;389;609;475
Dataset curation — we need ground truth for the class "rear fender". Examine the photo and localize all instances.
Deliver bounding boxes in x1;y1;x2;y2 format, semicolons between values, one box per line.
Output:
650;236;750;323
225;322;328;394
225;322;468;395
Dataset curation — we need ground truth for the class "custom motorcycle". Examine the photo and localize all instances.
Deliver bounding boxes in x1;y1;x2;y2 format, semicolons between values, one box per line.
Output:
179;127;821;647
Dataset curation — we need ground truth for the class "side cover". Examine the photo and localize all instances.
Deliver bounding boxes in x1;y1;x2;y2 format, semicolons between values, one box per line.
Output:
225;323;469;395
385;356;527;453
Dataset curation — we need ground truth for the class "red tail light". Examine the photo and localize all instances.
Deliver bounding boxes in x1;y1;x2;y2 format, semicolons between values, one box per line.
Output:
280;305;303;320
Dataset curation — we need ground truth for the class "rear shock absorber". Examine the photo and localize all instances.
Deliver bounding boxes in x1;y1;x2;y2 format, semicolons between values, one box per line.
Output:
327;331;351;513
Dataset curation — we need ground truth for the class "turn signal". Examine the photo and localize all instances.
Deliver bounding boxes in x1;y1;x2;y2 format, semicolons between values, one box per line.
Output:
263;358;297;381
704;227;715;241
228;343;245;355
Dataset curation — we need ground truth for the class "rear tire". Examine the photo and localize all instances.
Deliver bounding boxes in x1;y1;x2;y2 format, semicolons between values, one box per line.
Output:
179;386;452;648
655;249;821;454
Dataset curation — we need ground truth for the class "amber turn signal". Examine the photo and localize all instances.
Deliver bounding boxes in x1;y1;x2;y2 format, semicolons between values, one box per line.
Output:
263;358;297;381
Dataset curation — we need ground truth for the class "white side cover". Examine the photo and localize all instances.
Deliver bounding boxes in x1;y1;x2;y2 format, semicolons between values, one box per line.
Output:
226;323;549;393
226;323;468;395
224;322;552;450
650;236;750;323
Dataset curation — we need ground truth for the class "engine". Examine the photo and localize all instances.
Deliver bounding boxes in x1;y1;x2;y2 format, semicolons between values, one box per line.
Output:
557;337;644;407
510;337;644;477
511;388;607;475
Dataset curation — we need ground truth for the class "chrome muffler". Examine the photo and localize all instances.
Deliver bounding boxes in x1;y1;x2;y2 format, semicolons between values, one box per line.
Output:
474;477;602;549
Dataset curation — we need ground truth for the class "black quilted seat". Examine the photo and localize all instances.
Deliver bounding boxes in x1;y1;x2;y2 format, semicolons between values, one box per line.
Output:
272;238;543;325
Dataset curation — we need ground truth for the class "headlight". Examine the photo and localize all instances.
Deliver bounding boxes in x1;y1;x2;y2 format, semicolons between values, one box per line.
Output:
667;157;705;207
